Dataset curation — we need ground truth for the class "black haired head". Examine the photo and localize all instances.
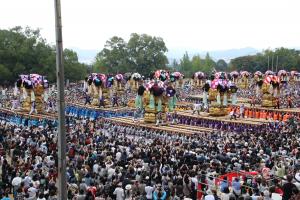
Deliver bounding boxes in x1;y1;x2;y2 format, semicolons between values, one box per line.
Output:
93;78;102;87
203;83;210;92
257;80;263;87
16;79;23;88
24;80;33;89
87;78;93;85
137;85;145;96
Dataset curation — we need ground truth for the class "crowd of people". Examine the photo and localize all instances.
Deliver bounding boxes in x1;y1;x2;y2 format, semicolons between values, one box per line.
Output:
0;113;299;199
0;80;300;200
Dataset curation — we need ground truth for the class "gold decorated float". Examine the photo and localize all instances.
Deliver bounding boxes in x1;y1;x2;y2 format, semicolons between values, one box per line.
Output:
85;73;111;107
238;71;250;89
136;70;176;124
261;73;280;107
207;72;230;116
16;74;48;113
192;71;205;87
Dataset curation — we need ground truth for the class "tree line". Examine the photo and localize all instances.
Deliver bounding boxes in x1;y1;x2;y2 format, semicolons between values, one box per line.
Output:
93;33;169;76
228;48;300;72
1;26;299;86
0;26;88;85
171;48;300;78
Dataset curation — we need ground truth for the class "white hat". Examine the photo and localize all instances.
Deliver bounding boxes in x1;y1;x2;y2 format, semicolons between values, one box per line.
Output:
125;184;132;190
259;150;264;154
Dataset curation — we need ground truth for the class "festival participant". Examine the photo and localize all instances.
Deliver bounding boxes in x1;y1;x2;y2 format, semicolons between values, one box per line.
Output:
29;101;37;115
249;108;253;118
46;98;55;113
11;97;18;111
156;111;163;126
275;97;280;109
192;102;202;115
244;108;249;118
288;95;293;108
240;104;245;118
250;96;256;107
84;93;91;105
112;92;119;107
255;109;260;119
282;175;298;200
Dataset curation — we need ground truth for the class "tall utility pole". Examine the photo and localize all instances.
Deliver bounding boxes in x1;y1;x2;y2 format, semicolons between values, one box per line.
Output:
271;54;274;72
54;0;67;199
267;56;270;70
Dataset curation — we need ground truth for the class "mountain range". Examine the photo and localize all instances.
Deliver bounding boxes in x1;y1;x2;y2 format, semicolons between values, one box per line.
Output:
72;47;260;64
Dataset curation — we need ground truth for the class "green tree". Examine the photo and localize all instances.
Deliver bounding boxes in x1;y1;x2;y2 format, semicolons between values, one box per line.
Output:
216;59;228;71
96;36;128;73
127;33;168;75
64;49;88;82
0;64;12;85
203;52;216;73
229;48;300;72
0;26;87;84
191;54;202;73
179;52;193;77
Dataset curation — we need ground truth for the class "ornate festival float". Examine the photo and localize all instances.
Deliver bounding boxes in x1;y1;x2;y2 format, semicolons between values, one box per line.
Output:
229;71;239;84
192;71;205;87
136;70;176;123
254;71;264;96
130;72;142;91
238;71;250;89
170;71;184;88
16;74;49;113
278;70;288;84
290;70;300;82
203;72;230;116
261;71;280;107
85;73;110;107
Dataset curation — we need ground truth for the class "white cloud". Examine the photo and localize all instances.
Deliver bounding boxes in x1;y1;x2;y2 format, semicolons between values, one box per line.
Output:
0;0;299;52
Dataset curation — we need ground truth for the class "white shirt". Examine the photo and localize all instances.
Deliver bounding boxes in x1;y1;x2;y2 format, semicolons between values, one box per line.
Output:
12;177;22;187
205;194;215;200
193;104;201;110
116;152;122;161
113;187;124;200
93;163;99;174
107;168;116;179
28;186;38;198
145;186;154;199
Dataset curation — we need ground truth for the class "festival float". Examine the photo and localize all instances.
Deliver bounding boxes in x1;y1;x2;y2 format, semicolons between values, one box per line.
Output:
85;73;109;107
265;70;275;76
290;70;300;82
130;72;142;90
114;74;124;90
238;71;250;89
16;74;48;113
278;70;288;84
254;71;263;96
192;71;205;87
205;72;230;116
261;72;280;107
229;71;239;84
136;70;176;123
170;71;184;88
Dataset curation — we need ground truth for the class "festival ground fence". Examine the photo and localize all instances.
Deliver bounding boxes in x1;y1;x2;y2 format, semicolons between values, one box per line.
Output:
0;105;134;127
